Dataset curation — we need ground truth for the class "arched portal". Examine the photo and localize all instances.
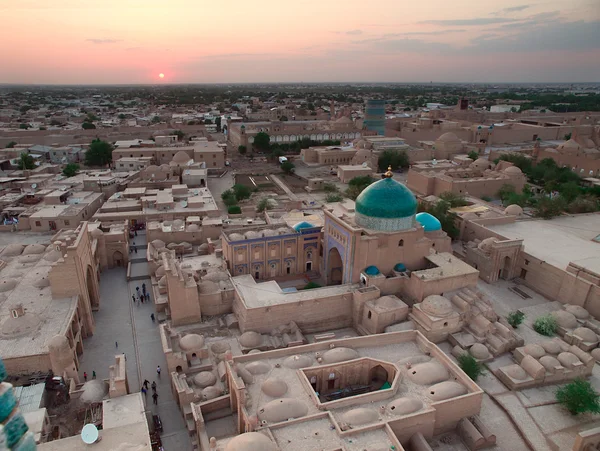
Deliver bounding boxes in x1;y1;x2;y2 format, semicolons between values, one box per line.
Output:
501;256;512;280
113;251;124;267
328;247;343;285
86;265;100;309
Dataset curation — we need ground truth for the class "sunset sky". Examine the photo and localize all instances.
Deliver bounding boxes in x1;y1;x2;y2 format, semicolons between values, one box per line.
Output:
1;0;599;84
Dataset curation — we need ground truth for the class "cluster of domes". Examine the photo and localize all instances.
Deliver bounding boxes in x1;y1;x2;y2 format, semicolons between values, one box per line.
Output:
179;333;205;351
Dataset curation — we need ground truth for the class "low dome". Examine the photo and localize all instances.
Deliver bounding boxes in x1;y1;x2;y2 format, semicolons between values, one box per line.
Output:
151;240;165;249
591;348;600;361
2;312;41;338
224;433;277;451
343;408;379;425
244;231;260;239
398;355;431;366
551;310;577;329
158;276;167;287
91;228;104;238
374;296;399;309
155;266;166;277
292;221;314;231
262;229;277;237
1;244;24;256
80;379;109;404
355;177;417;232
504;166;522;175
322;347;359;364
477;237;497;253
187;224;200;232
471;158;490;170
173;219;184;229
172;150;191;163
261;378;288;397
0;280;18;292
202;386;222;400
558;139;582;152
539;356;561;373
558;352;581;368
523;344;546;359
407;361;449;385
504;365;528;381
415;212;442;232
277;227;290;235
364;265;380;276
43;249;62;262
573;327;597;342
194;372;216;388
437;132;460;142
386;397;423;416
228;233;244;241
470;343;490;360
19;254;42;263
427;381;467;401
239;331;262;348
540;339;562;354
32;278;50;288
565;305;589;320
504;204;523;216
421;295;453;318
179;334;205;351
394;263;406;272
210;341;230;354
23;244;46;255
198;280;219;294
245;361;271;375
258;398;308;423
283;355;313;369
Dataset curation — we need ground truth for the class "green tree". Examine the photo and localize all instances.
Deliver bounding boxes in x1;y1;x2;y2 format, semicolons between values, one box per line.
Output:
346;175;374;200
556;379;600;415
280;115;288;121
439;192;468;208
174;130;185;141
253;132;270;151
227;205;241;214
85;139;113;166
457;354;486;382
302;282;321;290
151;115;161;124
86;112;99;122
256;197;273;212
62;163;80;177
533;196;565;219
419;199;459;239
221;189;237;207
19;123;30;130
558;181;582;202
378;150;409;171
507;311;525;328
215;116;222;132
204;118;213;124
533;315;558;336
118;113;126;120
564;132;572;140
6;141;17;148
17;153;35;170
82;122;96;130
232;184;252;201
325;193;343;202
238;145;247;155
323;182;339;193
281;160;295;174
50;119;62;126
467;150;479;161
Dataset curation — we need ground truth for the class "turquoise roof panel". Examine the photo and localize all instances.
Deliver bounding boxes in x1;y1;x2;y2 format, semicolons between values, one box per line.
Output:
355;177;417;219
293;221;315;231
364;265;380;276
415;212;442;232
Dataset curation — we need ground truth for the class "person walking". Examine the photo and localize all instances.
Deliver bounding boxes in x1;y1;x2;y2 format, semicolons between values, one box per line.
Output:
151;313;155;322
143;379;149;389
142;283;146;294
92;371;96;379
151;381;157;392
141;386;147;396
156;366;161;377
152;392;158;405
134;246;138;254
132;295;136;304
83;372;87;382
136;286;140;293
115;341;118;348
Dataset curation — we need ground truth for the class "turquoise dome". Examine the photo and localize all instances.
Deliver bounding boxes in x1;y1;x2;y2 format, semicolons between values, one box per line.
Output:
394;263;406;272
293;221;314;231
355;176;417;231
415;212;442;232
364;266;380;276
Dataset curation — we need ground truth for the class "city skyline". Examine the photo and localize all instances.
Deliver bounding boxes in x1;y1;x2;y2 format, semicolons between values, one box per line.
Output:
1;0;599;84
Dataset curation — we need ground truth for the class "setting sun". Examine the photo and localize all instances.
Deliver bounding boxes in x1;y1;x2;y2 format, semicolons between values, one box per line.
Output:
159;73;165;79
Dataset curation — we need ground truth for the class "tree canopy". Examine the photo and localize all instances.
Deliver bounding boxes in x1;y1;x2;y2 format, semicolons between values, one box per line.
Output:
17;153;35;170
82;122;96;129
281;160;295;174
377;150;409;171
346;175;375;200
253;132;271;151
85;139;113;166
6;141;17;148
62;163;80;177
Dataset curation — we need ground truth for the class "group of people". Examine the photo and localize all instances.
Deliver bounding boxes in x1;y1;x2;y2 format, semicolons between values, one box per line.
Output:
82;370;96;382
141;366;162;405
132;283;151;304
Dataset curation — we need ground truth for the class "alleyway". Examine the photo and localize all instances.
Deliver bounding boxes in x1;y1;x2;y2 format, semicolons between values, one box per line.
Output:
78;234;192;450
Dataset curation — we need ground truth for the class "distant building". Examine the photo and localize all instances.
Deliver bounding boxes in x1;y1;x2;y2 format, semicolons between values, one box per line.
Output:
363;99;386;136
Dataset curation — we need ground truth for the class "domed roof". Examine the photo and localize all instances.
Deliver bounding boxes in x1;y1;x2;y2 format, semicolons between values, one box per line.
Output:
558;351;581;368
573;327;597;342
261;378;288;397
202;386;222;400
470;343;490;360
90;228;103;238
407;361;449;385
43;249;62;262
504;166;522;174
80;379;109;404
540;339;563;354
172;150;191;163
364;265;380;276
437;132;460;142
224;432;277;451
283;355;313;369
342;407;378;425
292;221;314;231
228;233;244;241
374;296;399;309
322;347;359;364
504;204;523;216
239;331;262;348
1;244;24;256
245;361;271;375
194;371;216;388
470;158;490;170
355;176;417;230
421;295;453;317
258;398;308;423
187;224;200;232
23;244;46;255
158;276;167;287
335;116;352;124
394;263;406;272
504;365;528;381
386;397;423;416
558;139;582;151
415;212;442;232
477;237;497;253
539;356;561;372
523;344;546;359
151;239;165;249
427;381;467;401
179;334;204;351
551;310;577;329
565;305;589;320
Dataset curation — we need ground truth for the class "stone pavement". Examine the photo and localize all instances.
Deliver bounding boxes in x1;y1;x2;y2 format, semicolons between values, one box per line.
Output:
78;264;192;450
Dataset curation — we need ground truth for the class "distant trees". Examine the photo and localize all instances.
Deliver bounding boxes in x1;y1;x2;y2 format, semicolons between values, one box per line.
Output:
457;354;485;382
19;123;30;130
215;116;222;132
232;184;252;201
346;175;375;200
280;115;288;121
151;115;161;124
238;145;247;155
253;132;271;151
173;130;185;141
221;190;237;207
82;122;96;129
204;119;213;125
85;139;113;166
564;132;572;140
17;153;35;170
377;150;409;172
468;150;479;161
556;379;600;415
6;141;17;148
418;196;460;239
118;113;126;120
281;160;295;174
62;163;80;177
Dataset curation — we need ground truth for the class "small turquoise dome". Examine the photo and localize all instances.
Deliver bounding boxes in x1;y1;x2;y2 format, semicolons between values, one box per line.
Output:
394;263;406;272
293;221;314;231
355;176;417;231
415;212;442;232
364;266;380;276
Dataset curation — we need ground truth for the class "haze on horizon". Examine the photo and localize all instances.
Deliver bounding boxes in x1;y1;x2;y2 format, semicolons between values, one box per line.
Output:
1;0;599;85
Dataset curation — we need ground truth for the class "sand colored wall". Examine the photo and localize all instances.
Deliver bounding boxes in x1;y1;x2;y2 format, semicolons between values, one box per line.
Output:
573;426;600;451
163;255;202;326
3;354;52;376
536;148;600;176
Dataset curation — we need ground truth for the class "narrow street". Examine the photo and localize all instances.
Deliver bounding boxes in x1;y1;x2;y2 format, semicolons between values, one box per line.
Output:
78;234;192;450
